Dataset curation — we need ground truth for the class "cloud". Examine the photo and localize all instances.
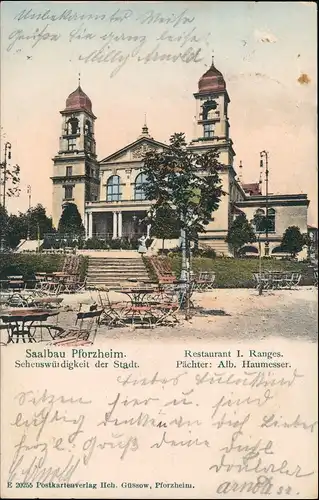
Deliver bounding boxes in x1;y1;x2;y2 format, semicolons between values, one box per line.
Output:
254;29;278;43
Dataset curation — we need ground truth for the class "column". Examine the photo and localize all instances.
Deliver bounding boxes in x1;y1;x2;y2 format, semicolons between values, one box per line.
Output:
118;211;122;238
146;224;151;239
88;212;93;239
85;213;88;238
112;211;118;239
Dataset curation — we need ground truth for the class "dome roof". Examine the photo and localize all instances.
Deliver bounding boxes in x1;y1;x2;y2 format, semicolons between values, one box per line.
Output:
64;85;93;113
198;59;226;93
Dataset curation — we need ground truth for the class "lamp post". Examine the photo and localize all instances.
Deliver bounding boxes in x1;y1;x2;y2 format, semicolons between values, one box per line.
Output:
27;185;32;240
260;150;269;257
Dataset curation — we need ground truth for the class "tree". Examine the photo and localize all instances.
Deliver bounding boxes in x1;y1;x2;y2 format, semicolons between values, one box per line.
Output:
225;213;256;257
0;204;54;250
0;205;8;251
58;202;85;236
141;132;224;317
142;132;224;240
6;213;26;248
25;204;55;239
149;203;181;250
281;226;306;258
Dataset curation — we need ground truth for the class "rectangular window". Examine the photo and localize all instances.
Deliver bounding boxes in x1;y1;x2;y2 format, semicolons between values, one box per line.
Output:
107;185;122;201
66;166;73;177
64;186;73;200
67;138;77;151
203;124;214;138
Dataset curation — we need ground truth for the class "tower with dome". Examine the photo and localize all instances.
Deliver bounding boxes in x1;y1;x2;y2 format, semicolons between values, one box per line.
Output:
51;81;100;228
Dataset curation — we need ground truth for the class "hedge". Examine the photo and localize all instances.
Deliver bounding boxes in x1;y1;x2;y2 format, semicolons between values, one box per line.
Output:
0;253;88;281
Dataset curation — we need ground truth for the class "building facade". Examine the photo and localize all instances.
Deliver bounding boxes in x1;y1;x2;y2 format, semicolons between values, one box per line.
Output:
52;61;311;258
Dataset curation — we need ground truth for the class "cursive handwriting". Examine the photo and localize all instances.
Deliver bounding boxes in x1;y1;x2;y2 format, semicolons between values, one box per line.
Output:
6;6;208;78
5;364;316;493
209;453;314;478
151;431;210;449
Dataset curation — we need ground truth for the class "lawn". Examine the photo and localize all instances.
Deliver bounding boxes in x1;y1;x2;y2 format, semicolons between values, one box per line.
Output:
168;256;313;288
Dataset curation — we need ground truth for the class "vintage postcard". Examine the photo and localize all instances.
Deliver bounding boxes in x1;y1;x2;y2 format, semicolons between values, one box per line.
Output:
0;1;317;498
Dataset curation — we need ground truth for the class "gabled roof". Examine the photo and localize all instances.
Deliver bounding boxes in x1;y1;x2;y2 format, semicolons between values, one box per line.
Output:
242;182;262;195
99;136;169;164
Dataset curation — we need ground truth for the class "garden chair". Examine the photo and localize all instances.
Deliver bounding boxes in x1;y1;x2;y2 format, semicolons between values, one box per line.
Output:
291;272;302;288
194;271;215;291
51;309;103;346
97;290;129;327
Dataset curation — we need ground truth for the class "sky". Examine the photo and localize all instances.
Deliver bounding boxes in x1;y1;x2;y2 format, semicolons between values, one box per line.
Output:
1;1;317;225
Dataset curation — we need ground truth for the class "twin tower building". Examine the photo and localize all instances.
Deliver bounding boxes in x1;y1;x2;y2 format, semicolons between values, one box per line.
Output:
51;61;309;256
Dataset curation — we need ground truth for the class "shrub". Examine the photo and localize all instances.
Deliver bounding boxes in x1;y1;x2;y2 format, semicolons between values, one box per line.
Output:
193;248;217;259
109;238;122;250
0;253;64;280
85;238;106;250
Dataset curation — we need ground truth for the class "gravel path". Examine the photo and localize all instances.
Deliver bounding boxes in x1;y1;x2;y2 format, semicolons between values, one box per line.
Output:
53;287;318;344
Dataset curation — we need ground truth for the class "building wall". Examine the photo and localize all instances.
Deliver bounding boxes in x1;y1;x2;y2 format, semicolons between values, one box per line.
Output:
99;162;143;202
52;179;85;229
240;204;308;238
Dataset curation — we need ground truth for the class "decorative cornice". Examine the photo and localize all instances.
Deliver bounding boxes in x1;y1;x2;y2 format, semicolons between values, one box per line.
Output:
99;136;168;164
60;108;97;120
52;155;99;164
236;198;309;207
51;175;100;185
193;90;230;104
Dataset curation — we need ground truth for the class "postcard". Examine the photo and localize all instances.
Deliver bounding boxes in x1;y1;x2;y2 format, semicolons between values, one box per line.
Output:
0;1;317;498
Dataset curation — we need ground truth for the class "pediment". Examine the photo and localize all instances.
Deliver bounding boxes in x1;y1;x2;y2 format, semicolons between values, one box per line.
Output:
99;137;168;165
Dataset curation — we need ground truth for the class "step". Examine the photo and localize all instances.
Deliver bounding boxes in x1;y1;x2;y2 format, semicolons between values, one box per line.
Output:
88;265;147;270
87;276;151;283
88;258;144;262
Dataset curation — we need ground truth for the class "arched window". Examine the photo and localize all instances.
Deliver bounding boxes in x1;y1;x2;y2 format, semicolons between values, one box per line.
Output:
84;120;92;136
202;100;217;120
134;172;148;200
253;208;265;232
253;208;276;233
107;175;121;201
268;208;276;232
67;117;79;135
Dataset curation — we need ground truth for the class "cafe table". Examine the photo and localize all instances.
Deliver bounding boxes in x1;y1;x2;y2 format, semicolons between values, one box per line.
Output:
112;287;157;306
0;308;63;344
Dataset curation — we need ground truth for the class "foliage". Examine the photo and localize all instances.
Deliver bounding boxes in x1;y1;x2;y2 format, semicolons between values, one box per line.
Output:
24;204;55;240
251;212;272;234
0;253;64;280
193;247;217;259
0;205;9;249
281;226;307;258
0;204;53;249
225;214;256;256
141;132;224;241
0;160;20;199
58;202;85;235
0;253;88;281
149;203;181;248
77;236;140;250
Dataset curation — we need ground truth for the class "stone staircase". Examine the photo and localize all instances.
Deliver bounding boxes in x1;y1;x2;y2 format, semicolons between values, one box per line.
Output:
86;256;152;289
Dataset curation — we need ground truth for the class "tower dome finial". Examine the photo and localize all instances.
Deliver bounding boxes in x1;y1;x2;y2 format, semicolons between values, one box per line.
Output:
198;56;226;93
